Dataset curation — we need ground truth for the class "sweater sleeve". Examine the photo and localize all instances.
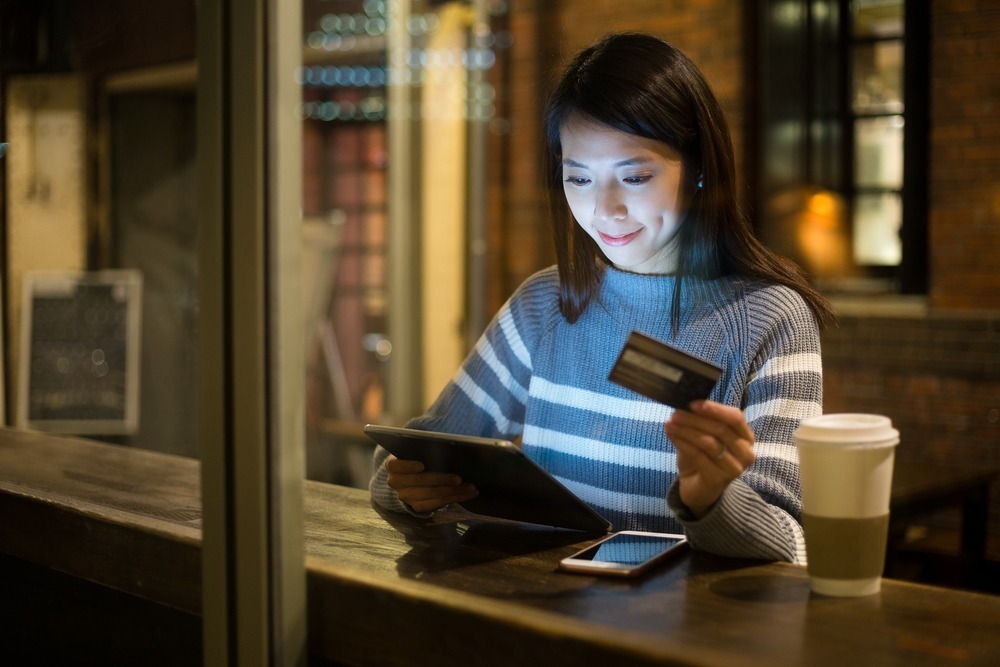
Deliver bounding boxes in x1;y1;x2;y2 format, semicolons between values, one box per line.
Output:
369;268;561;514
668;285;822;563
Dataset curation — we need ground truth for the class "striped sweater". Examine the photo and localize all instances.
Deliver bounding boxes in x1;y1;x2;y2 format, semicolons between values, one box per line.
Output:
371;265;822;563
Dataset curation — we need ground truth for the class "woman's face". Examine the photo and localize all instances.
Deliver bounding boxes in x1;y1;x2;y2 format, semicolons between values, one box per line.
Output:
560;114;688;274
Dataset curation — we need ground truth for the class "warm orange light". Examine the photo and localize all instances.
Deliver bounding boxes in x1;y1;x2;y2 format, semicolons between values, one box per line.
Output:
796;189;851;278
807;192;837;222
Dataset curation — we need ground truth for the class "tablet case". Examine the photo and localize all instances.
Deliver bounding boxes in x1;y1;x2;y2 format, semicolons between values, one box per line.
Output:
364;424;613;534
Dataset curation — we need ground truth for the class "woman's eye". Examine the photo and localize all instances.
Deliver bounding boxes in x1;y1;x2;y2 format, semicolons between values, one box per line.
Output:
623;175;652;185
564;176;590;186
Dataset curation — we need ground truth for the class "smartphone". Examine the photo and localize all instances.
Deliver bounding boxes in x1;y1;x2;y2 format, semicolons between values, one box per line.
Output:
558;531;689;577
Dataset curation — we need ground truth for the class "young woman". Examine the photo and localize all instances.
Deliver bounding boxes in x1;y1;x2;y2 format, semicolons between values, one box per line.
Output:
370;32;835;563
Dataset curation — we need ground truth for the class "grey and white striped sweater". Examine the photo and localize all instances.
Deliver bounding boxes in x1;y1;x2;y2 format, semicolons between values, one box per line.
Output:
371;265;822;563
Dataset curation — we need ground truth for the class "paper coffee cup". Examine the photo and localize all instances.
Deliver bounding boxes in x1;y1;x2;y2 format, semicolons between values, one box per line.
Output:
795;414;899;597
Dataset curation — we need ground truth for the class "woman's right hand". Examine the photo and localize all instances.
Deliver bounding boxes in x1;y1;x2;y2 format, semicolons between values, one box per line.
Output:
384;455;479;513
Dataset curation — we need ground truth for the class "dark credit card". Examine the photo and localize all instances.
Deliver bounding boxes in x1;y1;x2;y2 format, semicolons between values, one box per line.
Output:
608;331;722;409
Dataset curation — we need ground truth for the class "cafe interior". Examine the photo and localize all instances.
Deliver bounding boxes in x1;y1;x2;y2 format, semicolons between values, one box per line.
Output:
1;0;998;664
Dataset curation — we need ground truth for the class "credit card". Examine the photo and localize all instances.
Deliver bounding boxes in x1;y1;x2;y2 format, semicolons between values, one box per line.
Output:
608;331;722;409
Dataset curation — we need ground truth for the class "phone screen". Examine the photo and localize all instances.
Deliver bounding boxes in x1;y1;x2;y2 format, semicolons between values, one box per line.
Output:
559;531;688;576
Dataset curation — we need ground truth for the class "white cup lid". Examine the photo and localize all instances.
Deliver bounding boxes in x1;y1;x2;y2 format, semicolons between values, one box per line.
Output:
795;413;899;445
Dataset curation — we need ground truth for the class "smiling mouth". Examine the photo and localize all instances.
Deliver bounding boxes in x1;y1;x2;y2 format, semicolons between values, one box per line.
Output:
598;229;642;247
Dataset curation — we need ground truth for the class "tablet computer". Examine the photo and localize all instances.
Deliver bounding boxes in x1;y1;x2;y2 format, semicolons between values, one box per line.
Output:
363;424;613;534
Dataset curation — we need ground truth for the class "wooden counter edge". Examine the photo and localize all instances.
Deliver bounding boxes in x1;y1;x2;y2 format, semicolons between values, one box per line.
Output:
305;556;733;667
0;479;203;615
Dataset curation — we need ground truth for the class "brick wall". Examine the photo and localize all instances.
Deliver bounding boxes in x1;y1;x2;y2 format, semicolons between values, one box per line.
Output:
822;313;1000;533
822;317;1000;450
929;4;1000;310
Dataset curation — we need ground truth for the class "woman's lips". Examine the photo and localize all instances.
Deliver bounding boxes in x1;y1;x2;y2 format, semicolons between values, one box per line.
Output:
598;229;642;247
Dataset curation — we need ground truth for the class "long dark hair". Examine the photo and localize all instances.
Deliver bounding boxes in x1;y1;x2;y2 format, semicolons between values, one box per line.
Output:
543;33;835;328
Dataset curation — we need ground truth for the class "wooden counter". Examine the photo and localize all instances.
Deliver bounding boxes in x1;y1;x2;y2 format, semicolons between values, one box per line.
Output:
1;428;998;666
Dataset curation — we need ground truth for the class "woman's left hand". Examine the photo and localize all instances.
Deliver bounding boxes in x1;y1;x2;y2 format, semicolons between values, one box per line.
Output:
665;400;755;518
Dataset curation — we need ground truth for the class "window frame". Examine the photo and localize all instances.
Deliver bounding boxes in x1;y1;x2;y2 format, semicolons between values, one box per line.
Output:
197;0;306;664
754;0;929;295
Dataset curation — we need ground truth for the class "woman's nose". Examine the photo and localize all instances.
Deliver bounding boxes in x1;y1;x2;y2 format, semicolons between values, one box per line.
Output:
594;185;627;221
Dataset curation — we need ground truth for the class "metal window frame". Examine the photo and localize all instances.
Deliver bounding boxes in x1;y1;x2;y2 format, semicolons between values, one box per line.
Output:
198;0;306;664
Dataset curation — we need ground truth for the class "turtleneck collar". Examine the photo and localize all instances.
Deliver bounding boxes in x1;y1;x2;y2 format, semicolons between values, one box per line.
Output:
594;265;738;333
592;266;679;330
599;265;678;302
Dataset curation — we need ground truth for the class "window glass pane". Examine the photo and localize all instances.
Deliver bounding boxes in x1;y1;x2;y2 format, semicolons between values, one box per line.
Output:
302;0;391;485
854;115;904;188
852;41;904;114
303;0;493;484
3;3;199;456
853;192;902;266
852;0;904;38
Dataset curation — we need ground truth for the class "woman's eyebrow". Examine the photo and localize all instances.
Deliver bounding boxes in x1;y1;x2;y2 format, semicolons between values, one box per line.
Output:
562;156;653;168
613;156;653;167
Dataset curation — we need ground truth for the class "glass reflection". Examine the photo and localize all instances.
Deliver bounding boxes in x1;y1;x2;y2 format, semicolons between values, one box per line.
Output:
302;0;392;485
2;2;199;457
854;115;904;189
301;0;500;486
853;192;902;266
852;0;904;38
852;41;903;114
